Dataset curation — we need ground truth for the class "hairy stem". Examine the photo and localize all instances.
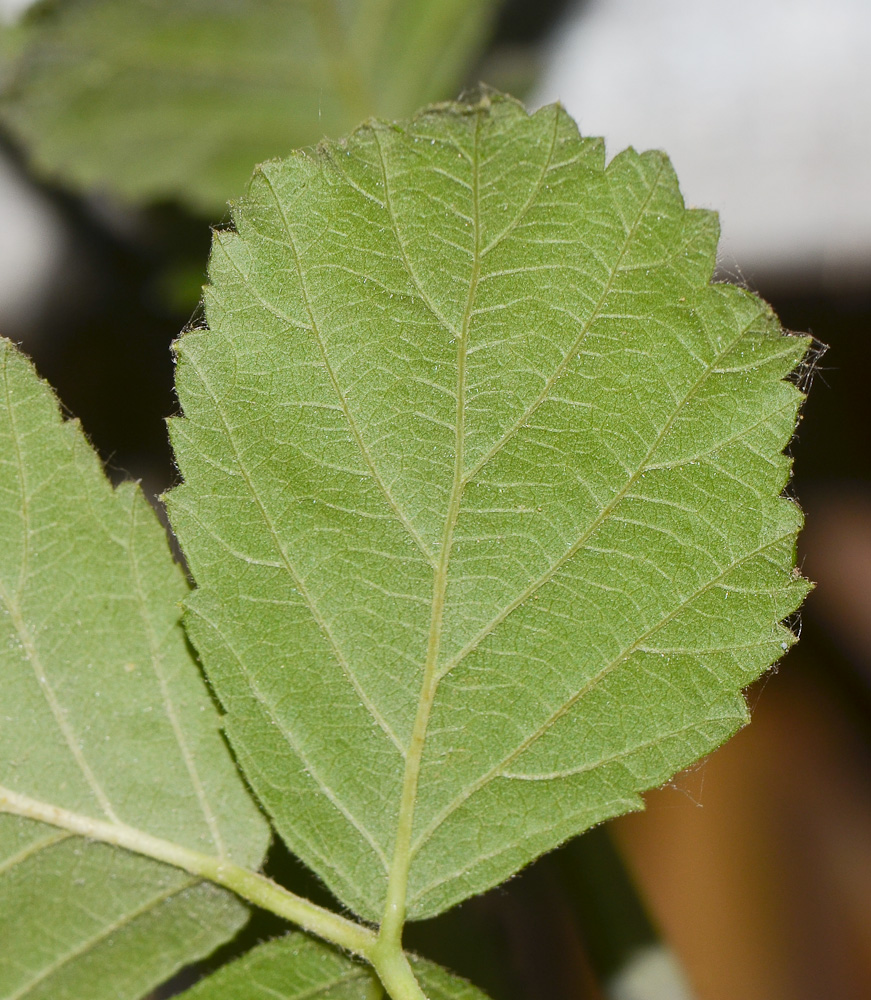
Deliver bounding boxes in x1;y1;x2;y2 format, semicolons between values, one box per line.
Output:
370;943;428;1000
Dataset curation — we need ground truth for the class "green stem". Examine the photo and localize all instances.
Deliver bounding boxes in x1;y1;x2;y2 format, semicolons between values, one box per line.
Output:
370;943;428;1000
0;785;375;958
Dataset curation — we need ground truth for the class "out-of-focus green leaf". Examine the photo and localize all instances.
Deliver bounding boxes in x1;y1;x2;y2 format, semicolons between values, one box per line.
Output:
0;339;269;1000
167;93;809;927
0;0;498;213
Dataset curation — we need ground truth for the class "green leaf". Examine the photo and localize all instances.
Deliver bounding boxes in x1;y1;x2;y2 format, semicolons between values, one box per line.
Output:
0;0;497;213
0;340;270;999
409;958;493;1000
179;933;490;1000
167;94;809;925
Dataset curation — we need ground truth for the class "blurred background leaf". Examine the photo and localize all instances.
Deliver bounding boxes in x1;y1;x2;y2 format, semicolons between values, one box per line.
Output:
0;0;500;213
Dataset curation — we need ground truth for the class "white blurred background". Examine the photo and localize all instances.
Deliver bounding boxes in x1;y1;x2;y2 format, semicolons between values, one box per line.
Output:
532;0;871;287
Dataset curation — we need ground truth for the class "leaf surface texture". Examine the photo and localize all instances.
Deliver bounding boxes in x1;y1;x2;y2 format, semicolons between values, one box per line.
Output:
0;340;269;999
168;95;809;922
180;933;490;1000
0;0;496;212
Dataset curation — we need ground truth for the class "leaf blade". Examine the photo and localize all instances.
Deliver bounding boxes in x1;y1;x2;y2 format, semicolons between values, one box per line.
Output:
0;339;270;998
0;831;244;1000
178;933;490;1000
168;94;809;923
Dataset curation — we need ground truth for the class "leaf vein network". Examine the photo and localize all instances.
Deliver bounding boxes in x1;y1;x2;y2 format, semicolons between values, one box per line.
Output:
187;602;391;875
125;498;226;857
181;341;406;760
460;158;668;486
0;827;71;878
438;307;763;680
253;170;437;570
0;355;119;823
410;528;794;860
4;876;199;1000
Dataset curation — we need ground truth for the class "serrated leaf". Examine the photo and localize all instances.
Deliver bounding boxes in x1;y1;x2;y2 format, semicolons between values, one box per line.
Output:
179;933;490;1000
0;0;497;213
167;94;809;925
0;340;270;999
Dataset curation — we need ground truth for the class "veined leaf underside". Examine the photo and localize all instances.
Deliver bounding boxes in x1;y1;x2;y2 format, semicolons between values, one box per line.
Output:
169;94;809;923
176;932;491;1000
0;339;269;999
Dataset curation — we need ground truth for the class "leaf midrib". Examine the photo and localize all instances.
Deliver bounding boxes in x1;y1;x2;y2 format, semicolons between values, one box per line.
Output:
379;108;484;938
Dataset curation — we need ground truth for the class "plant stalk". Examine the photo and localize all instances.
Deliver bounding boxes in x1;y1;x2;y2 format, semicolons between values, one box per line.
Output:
370;944;429;1000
